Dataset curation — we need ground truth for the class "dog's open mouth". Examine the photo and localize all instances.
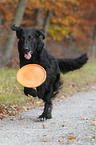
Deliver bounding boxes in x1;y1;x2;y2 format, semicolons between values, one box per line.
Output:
24;51;31;60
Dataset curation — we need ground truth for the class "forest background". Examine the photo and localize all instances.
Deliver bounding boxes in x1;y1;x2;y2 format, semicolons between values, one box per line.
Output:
0;0;96;68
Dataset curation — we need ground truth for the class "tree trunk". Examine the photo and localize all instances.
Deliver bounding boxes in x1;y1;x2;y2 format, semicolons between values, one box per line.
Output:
88;26;96;59
34;9;51;48
92;44;96;59
1;0;27;67
44;10;51;48
0;15;2;50
34;8;44;27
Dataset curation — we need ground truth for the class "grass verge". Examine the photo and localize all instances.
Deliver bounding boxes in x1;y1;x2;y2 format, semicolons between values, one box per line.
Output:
59;61;96;97
0;61;96;119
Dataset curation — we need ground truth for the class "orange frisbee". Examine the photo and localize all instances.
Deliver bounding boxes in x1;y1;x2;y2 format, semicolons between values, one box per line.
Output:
16;64;46;88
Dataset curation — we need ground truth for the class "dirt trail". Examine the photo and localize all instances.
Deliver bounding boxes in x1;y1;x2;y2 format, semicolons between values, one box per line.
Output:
0;91;96;145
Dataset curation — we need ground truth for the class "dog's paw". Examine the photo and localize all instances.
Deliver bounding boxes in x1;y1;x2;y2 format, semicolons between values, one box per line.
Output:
24;88;37;97
37;117;46;122
38;113;52;121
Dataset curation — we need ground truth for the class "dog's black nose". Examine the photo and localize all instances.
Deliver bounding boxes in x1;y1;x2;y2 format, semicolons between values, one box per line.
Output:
24;47;29;53
24;47;29;50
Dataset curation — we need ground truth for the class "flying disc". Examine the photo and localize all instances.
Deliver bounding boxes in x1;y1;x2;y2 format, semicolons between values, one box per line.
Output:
16;64;46;88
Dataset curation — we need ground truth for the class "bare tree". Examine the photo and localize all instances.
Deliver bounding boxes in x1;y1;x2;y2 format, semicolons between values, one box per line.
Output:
1;0;27;67
0;15;3;53
34;8;51;48
44;10;51;48
88;26;96;59
34;8;44;27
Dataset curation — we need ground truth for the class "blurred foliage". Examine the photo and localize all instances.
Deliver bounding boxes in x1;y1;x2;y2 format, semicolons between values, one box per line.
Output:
0;0;96;49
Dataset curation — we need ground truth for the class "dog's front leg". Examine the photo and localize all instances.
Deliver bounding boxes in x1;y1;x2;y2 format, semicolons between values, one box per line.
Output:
37;85;53;120
24;87;37;97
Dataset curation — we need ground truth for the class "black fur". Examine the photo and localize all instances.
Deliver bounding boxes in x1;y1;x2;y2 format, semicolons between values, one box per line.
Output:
57;53;88;73
11;24;88;120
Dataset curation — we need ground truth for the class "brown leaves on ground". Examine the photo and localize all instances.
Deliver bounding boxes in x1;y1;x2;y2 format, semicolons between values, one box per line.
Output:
58;139;64;142
0;94;44;120
92;120;96;125
61;125;65;127
80;118;90;120
42;124;48;129
50;122;56;124
40;138;50;142
80;118;96;125
67;136;76;140
0;104;21;120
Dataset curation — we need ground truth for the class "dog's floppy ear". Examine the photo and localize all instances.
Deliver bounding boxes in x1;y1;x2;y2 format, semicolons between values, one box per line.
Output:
11;24;23;39
36;28;45;39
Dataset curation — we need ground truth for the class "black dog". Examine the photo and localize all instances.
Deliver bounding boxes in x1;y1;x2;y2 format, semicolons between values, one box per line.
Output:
11;24;88;120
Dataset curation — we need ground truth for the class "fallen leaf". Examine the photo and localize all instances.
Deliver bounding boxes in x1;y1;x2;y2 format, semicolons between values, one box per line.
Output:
50;122;55;124
58;139;64;142
0;113;8;120
10;119;14;121
48;130;53;132
43;124;48;129
0;110;3;113
19;116;24;120
40;138;50;142
60;96;65;99
80;118;90;120
92;136;95;139
68;140;73;144
43;135;47;136
67;136;76;140
92;120;96;125
23;106;27;111
62;125;65;127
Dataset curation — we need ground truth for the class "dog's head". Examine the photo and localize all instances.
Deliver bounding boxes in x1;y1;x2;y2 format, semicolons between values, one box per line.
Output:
11;24;45;60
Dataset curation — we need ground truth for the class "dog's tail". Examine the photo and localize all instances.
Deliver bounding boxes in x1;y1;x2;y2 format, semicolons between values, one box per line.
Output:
57;53;88;73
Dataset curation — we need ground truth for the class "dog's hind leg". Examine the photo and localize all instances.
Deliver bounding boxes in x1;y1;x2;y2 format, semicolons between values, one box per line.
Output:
24;87;37;97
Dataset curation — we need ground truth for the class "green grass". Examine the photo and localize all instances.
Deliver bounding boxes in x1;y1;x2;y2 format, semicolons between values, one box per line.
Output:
0;69;43;116
0;61;96;116
0;69;24;104
59;61;96;97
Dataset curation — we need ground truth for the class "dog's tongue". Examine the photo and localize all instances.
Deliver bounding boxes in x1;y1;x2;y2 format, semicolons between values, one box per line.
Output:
24;51;31;60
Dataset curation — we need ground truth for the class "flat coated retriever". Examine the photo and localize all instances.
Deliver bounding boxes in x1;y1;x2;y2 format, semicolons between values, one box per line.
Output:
11;24;88;120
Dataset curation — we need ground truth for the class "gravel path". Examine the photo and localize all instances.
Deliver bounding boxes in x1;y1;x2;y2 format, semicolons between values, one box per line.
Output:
0;91;96;145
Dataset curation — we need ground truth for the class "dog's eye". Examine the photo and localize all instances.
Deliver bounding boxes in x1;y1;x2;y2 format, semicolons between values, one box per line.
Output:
28;35;32;40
